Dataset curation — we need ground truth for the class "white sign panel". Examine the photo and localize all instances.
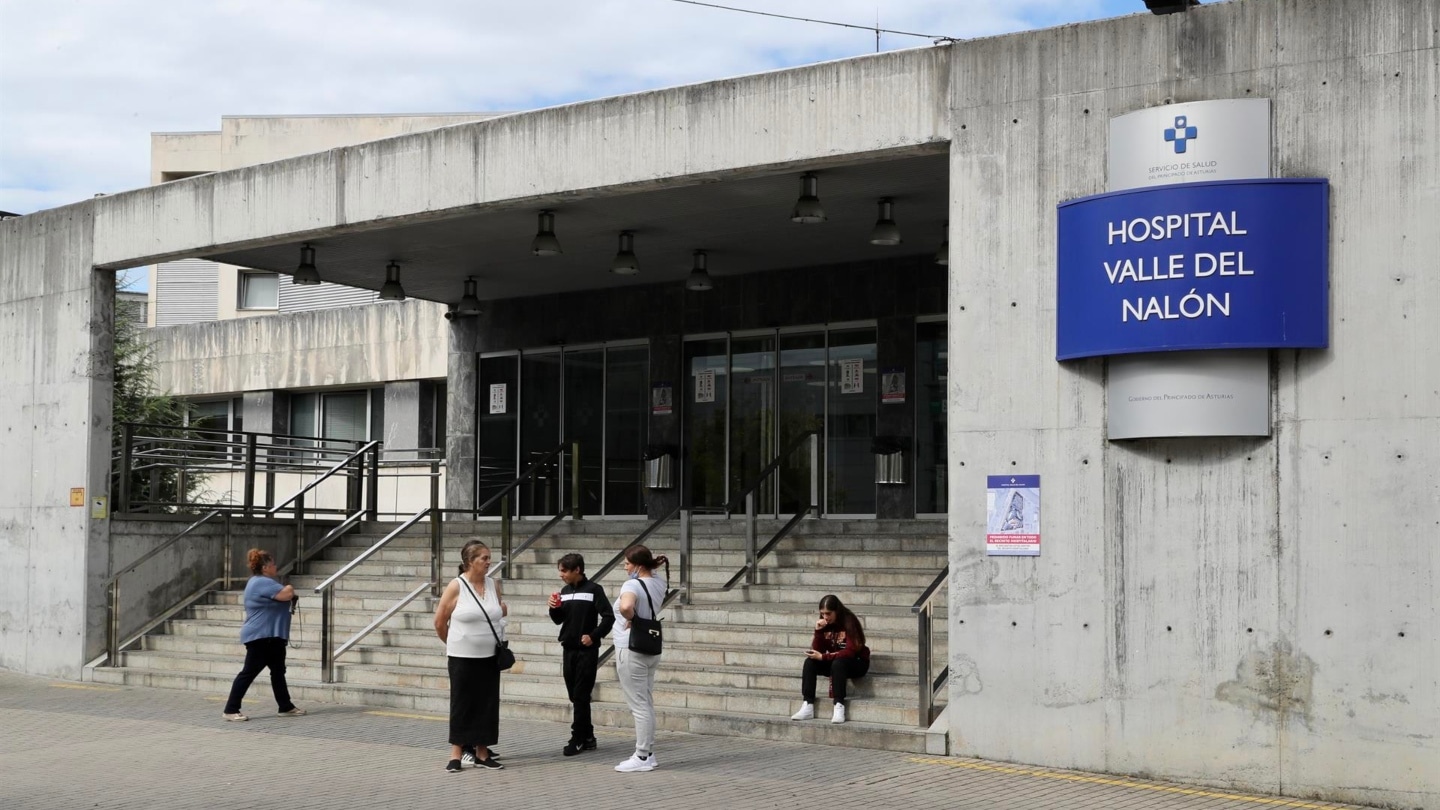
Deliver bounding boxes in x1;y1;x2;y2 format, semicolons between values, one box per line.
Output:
839;358;863;394
1109;99;1271;191
1108;352;1270;439
695;369;716;403
488;384;507;415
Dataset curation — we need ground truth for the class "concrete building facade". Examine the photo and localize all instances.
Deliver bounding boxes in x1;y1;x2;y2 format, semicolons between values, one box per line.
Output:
1;1;1436;807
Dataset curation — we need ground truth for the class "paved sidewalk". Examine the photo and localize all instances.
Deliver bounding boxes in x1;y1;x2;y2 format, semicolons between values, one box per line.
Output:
0;671;1366;810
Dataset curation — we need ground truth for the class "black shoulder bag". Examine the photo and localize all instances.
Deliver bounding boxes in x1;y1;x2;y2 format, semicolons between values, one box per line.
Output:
627;578;663;656
458;576;516;670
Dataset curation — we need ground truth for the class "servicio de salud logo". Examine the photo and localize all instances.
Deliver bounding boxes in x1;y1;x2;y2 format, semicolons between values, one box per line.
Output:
1164;115;1198;154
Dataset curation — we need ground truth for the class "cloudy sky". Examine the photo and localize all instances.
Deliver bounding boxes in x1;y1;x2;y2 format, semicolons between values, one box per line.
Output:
1;0;1142;216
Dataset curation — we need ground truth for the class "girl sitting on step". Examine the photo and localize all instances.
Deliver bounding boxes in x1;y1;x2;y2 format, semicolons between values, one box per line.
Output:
790;594;870;724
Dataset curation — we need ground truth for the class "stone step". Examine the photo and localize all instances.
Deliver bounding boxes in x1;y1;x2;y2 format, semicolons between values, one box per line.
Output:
88;665;931;753
315;545;948;571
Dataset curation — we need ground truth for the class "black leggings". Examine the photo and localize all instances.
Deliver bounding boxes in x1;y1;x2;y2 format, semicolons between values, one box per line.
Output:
224;637;295;714
802;656;870;706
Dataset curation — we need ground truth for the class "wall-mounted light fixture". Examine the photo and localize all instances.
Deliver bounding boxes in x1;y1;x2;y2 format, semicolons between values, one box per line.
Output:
455;277;482;316
531;210;562;256
869;198;902;246
293;244;321;285
685;249;714;291
610;231;640;275
790;172;826;224
379;261;406;301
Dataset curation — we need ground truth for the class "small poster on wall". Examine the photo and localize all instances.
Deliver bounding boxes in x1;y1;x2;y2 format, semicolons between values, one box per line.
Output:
881;369;905;404
985;475;1041;556
696;369;716;403
488;383;507;415
651;382;673;416
839;358;863;394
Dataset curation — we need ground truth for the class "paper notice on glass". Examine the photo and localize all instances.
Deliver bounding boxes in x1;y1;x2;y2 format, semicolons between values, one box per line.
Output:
881;369;905;404
986;475;1040;556
651;382;673;415
488;384;507;415
696;369;716;403
839;358;863;394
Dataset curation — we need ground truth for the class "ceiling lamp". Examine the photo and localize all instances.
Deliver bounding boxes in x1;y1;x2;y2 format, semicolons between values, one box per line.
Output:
685;249;714;291
455;277;482;316
293;243;321;285
379;261;406;301
1144;0;1199;13
869;198;902;246
935;221;949;266
531;210;562;256
610;231;640;275
790;172;826;224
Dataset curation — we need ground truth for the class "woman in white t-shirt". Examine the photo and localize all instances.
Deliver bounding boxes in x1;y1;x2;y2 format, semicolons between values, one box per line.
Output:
612;544;668;773
433;540;508;773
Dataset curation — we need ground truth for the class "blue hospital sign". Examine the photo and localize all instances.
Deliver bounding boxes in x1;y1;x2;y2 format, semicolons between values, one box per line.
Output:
1056;178;1329;360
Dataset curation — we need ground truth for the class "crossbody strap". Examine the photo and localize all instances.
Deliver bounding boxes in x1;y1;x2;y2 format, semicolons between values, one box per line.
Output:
458;576;504;643
635;577;658;621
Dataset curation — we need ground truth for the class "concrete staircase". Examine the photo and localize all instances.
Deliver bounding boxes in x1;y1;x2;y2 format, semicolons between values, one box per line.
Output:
90;518;949;753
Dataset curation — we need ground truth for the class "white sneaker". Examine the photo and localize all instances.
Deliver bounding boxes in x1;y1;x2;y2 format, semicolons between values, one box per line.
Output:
614;753;658;773
790;702;815;721
831;703;847;724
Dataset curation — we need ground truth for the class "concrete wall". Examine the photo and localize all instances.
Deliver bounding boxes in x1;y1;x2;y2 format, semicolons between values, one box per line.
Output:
147;297;446;396
0;206;113;677
947;1;1438;807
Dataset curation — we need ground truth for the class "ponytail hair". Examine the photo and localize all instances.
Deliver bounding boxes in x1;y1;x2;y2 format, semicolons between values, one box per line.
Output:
625;544;669;580
458;540;491;576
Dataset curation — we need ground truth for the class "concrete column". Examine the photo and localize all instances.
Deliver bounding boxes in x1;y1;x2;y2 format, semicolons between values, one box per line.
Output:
645;334;682;519
0;206;113;675
876;315;916;519
445;315;480;516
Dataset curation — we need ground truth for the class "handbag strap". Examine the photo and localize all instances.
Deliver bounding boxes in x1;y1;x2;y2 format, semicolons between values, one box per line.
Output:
458;576;504;643
634;576;659;621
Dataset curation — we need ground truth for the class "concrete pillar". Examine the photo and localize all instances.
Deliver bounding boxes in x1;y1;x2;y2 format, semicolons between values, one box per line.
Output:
0;207;113;675
446;315;480;516
646;334;682;519
876;315;916;519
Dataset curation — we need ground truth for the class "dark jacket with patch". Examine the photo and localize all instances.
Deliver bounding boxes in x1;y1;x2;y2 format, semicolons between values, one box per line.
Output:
548;577;615;650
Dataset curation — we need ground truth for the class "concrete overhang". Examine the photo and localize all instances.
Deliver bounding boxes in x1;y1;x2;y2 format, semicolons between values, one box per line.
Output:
90;45;954;300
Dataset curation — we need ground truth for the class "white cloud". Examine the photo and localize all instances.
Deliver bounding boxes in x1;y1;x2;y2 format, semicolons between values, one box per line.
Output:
0;0;1138;214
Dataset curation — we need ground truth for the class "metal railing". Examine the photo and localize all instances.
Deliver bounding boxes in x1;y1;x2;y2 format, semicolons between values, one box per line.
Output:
720;430;819;591
474;441;579;579
911;565;949;727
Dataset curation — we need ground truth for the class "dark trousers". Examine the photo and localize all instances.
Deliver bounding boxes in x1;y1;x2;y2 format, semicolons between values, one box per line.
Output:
562;646;599;743
224;637;295;714
801;656;870;706
448;656;500;748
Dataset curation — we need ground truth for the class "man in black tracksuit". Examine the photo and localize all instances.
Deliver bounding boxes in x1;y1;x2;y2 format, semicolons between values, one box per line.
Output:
548;553;615;756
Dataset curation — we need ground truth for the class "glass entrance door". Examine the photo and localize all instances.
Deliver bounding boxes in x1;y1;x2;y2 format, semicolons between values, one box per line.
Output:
684;338;728;512
520;352;563;516
730;334;776;514
777;332;825;514
827;328;877;515
477;355;518;517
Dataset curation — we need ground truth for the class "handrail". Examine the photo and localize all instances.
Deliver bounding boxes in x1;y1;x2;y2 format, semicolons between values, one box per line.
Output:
494;504;568;580
313;507;432;594
106;509;226;667
332;580;436;663
475;441;569;515
591;505;681;583
716;431;819;590
268;440;380;516
726;429;819;513
720;505;813;590
910;565;950;727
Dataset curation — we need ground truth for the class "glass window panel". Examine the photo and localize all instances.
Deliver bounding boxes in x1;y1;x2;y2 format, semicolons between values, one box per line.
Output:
239;272;279;309
290;393;318;438
478;358;517;516
729;335;776;514
683;338;728;512
520;353;563;516
915;321;948;514
564;349;605;517
827;329;877;515
777;332;826;515
321;391;368;450
604;346;648;516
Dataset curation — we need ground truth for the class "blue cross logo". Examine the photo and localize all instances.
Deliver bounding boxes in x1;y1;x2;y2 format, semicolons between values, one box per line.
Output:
1164;115;1198;154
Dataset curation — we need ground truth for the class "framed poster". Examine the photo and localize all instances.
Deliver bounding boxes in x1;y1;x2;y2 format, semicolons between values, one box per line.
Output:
695;369;716;403
881;369;905;404
839;358;863;394
651;382;673;416
488;383;507;415
986;475;1040;556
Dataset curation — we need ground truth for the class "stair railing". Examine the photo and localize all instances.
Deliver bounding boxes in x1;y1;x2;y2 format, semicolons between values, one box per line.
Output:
720;430;819;591
911;565;949;727
473;441;579;579
104;509;227;666
592;507;688;668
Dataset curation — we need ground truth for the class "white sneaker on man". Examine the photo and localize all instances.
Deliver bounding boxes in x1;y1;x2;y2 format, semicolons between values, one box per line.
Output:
790;702;815;721
615;753;658;772
831;703;847;723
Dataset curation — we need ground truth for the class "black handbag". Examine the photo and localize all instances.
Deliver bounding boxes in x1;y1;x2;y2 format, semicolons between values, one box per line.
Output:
627;578;663;656
458;576;515;670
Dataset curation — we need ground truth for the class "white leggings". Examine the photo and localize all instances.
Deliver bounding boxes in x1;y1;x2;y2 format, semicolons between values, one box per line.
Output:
615;648;661;756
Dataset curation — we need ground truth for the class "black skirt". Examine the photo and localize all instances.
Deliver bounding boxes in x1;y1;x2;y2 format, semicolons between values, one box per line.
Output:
448;655;500;747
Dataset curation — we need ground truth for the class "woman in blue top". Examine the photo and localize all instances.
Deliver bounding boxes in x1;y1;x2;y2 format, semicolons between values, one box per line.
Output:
222;549;305;721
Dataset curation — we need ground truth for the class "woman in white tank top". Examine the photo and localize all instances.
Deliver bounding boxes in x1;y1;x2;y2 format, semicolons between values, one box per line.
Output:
434;540;508;772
